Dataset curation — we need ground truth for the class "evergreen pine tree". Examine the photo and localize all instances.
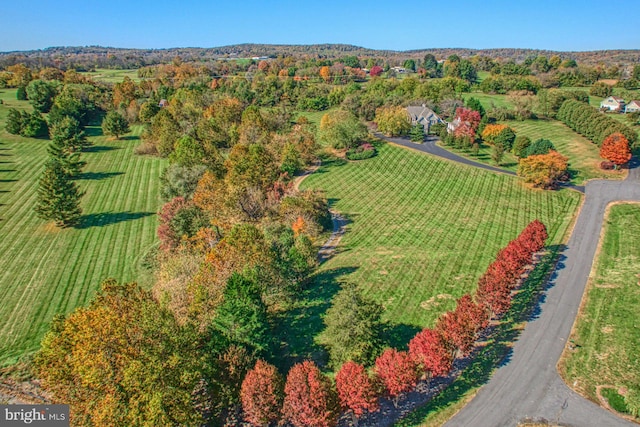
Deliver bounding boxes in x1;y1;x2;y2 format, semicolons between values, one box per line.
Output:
50;116;90;151
48;116;87;177
410;123;425;142
34;159;83;227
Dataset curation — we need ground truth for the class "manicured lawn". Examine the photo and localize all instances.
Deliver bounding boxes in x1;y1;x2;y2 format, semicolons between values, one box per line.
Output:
467;92;515;110
83;68;142;83
295;109;334;130
0;93;165;366
286;143;580;367
507;119;624;183
560;204;640;417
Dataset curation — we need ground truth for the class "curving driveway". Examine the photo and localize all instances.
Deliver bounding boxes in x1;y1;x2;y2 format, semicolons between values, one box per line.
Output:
378;134;639;426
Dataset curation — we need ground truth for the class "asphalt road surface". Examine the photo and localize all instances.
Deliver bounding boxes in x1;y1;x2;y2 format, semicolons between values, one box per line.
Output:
377;134;639;426
443;160;640;426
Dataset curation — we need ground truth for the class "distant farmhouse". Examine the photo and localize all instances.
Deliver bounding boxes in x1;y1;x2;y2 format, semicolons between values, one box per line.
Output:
406;105;444;134
391;66;407;74
600;96;626;112
625;100;640;113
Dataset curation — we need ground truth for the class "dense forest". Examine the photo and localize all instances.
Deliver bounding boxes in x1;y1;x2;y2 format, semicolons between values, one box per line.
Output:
0;44;639;71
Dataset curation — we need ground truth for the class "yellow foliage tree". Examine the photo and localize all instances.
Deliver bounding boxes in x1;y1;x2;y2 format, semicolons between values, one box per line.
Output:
35;279;205;427
481;124;508;142
517;150;569;188
375;106;411;137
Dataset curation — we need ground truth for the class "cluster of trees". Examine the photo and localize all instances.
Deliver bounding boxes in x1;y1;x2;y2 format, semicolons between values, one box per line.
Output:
233;220;548;426
5;108;48;138
557;99;637;146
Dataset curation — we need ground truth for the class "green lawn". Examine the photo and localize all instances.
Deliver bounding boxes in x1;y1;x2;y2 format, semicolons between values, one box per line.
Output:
467;92;515;109
0;91;165;366
507;119;624;183
286;143;581;367
83;68;142;83
560;204;640;417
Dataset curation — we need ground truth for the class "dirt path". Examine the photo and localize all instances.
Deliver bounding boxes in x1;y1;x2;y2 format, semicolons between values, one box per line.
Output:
294;161;346;262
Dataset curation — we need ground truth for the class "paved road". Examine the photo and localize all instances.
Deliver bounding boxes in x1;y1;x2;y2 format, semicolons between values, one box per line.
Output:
376;134;639;425
443;159;640;426
374;133;517;176
376;134;587;193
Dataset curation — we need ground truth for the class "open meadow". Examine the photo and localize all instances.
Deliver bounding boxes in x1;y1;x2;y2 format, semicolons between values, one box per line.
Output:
0;90;165;366
560;203;640;417
285;143;582;365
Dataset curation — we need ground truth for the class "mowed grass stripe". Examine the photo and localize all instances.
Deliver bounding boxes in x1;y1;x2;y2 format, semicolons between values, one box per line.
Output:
302;143;581;329
0;120;165;366
506;119;623;184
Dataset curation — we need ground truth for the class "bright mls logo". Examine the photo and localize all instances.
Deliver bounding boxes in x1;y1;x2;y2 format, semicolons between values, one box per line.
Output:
1;405;69;426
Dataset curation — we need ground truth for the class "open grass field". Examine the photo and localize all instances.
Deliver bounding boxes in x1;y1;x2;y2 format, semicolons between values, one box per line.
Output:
507;119;624;183
285;143;581;367
83;68;142;83
467;91;515;109
559;203;640;417
0;90;165;366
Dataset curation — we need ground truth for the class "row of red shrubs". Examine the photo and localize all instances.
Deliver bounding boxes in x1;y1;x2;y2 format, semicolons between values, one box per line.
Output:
240;220;549;427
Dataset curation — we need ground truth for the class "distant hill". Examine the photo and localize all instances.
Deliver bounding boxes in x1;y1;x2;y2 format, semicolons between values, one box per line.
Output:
1;44;638;70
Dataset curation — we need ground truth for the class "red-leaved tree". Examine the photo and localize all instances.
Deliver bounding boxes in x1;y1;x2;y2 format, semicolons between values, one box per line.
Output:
600;132;631;168
453;107;482;139
369;66;384;77
157;196;188;251
374;349;418;408
408;328;452;383
282;360;339;427
335;361;379;426
241;360;284;427
436;294;486;358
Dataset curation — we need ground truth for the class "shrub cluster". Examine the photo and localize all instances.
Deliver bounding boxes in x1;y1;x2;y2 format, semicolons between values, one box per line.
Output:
346;143;376;160
557;99;637;146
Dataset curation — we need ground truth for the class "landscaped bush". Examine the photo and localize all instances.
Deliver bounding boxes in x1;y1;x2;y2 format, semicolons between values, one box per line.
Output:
600;161;615;170
346;143;376;160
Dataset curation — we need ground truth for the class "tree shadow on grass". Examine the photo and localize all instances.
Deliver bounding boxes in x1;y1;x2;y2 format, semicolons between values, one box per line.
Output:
0;179;17;183
83;145;121;153
272;266;358;372
84;127;104;138
119;135;140;141
76;211;154;229
384;322;422;351
76;171;124;181
395;245;564;426
0;169;17;173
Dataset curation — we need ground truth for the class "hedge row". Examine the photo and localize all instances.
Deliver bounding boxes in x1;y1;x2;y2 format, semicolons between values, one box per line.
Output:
556;99;637;146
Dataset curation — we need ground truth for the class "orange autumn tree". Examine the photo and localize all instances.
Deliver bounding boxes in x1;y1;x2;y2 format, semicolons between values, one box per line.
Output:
320;66;331;83
292;216;306;237
517;150;569;188
600;132;631;168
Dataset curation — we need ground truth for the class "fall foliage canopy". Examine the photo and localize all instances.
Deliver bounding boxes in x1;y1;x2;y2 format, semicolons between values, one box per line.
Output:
599;132;631;167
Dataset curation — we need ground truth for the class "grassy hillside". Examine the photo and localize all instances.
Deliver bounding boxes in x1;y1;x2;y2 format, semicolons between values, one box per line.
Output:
560;204;640;416
507;119;624;183
288;143;581;363
0;89;165;366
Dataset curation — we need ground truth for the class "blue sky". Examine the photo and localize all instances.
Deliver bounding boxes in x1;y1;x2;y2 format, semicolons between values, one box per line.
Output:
1;0;638;52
